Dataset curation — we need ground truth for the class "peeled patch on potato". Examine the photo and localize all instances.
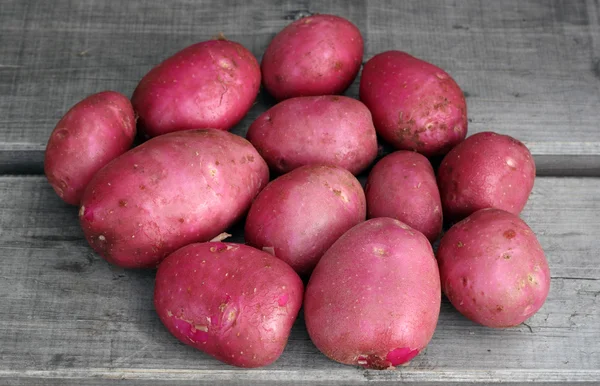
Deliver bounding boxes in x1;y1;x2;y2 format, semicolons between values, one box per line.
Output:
79;129;269;269
304;218;441;369
44;91;136;205
132;39;261;137
437;208;550;328
360;51;467;156
154;242;303;368
246;95;378;175
245;164;366;276
261;14;363;100
438;131;536;222
366;151;442;243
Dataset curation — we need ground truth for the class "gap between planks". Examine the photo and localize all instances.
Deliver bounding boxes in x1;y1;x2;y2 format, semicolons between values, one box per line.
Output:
1;141;599;177
0;368;599;383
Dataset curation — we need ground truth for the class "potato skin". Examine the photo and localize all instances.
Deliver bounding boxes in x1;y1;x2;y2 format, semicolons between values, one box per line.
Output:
366;151;442;243
436;208;550;328
79;129;269;268
304;218;441;369
437;132;536;222
359;51;467;156
44;91;136;205
246;95;377;175
245;165;366;276
132;39;260;137
154;242;303;368
261;14;363;101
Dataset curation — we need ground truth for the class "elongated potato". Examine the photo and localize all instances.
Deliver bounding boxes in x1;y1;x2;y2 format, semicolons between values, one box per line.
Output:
245;164;366;275
79;129;269;268
366;151;442;242
246;95;377;175
44;91;136;205
304;218;441;369
154;242;303;368
132;39;260;137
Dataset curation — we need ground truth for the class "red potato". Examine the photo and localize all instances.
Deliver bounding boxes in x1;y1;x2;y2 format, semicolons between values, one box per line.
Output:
79;129;269;269
246;95;377;175
261;14;363;100
360;51;467;156
304;218;441;369
436;208;550;328
44;91;136;205
154;242;303;368
132;39;260;138
438;132;536;222
245;165;366;276
365;151;442;243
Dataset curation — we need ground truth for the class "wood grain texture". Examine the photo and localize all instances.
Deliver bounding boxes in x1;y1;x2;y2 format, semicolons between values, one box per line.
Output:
0;176;598;384
0;0;599;175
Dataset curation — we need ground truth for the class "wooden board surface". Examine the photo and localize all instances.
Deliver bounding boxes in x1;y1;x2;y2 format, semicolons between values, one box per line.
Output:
0;176;598;384
1;0;600;175
1;0;599;384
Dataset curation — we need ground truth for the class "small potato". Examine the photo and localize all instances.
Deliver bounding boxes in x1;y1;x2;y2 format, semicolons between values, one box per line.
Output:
304;218;441;369
436;208;550;328
261;14;363;100
437;132;536;222
44;91;136;205
360;51;467;156
366;151;442;242
154;242;303;368
79;129;269;268
132;39;260;137
246;95;377;175
245;164;366;276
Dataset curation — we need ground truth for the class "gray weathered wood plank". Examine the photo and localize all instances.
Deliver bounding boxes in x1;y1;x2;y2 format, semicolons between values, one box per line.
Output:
0;176;598;384
0;0;599;175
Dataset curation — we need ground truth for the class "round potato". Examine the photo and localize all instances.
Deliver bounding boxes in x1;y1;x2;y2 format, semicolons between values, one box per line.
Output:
79;129;269;268
155;242;303;368
246;95;377;175
437;131;536;222
304;218;441;369
366;151;442;242
360;51;467;156
245;164;366;276
44;91;136;205
261;14;363;100
436;208;550;328
132;39;260;137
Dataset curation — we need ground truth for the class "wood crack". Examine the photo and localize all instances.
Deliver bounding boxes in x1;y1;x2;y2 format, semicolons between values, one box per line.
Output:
551;276;599;281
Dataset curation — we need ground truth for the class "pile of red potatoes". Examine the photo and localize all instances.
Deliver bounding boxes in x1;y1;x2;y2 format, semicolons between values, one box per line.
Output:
44;14;550;369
